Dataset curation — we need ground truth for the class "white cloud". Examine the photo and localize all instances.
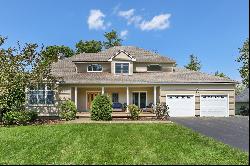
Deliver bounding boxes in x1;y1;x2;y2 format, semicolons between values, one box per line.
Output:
112;4;121;15
118;9;135;19
120;30;128;39
118;9;142;25
87;9;108;30
139;14;171;31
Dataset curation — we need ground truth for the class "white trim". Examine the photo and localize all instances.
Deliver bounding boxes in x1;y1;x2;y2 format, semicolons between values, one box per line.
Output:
85;91;101;111
101;87;105;95
166;93;196;117
154;86;157;105
108;50;136;62
132;91;148;108
126;87;129;112
87;64;103;72
75;87;78;109
199;94;229;117
114;62;130;75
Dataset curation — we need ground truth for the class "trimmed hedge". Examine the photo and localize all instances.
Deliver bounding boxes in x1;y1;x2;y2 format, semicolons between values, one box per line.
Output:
58;100;77;121
90;95;112;121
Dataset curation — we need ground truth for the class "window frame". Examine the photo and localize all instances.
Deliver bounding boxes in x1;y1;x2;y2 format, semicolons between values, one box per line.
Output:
28;84;55;106
114;62;130;74
112;93;119;103
87;64;103;72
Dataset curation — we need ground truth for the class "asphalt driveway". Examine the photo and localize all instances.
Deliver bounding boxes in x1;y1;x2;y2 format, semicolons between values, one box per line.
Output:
170;116;249;152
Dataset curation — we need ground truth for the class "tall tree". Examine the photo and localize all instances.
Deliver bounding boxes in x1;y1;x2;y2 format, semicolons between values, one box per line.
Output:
184;54;201;71
75;40;102;54
0;36;58;117
237;38;249;87
214;71;229;78
41;45;74;64
103;30;122;49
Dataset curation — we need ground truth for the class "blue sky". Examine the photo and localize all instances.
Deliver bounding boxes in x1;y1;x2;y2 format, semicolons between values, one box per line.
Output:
0;0;249;80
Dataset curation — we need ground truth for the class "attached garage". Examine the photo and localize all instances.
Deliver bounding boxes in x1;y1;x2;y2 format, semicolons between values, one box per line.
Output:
200;95;229;117
166;95;195;117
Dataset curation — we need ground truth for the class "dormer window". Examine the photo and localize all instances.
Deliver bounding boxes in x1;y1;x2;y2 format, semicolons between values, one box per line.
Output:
147;64;162;71
115;63;129;74
87;64;103;72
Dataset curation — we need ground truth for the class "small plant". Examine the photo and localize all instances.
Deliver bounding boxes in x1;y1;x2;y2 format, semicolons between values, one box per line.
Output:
239;106;249;116
122;103;127;112
2;110;38;125
128;104;141;120
154;103;169;120
91;95;113;121
58;100;77;121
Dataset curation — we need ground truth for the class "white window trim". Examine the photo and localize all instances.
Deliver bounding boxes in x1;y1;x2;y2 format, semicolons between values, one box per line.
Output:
132;91;148;108
87;64;103;72
28;84;55;106
114;62;130;75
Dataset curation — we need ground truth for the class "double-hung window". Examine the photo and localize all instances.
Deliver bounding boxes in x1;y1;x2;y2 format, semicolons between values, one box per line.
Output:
87;64;103;72
28;84;55;105
115;63;129;74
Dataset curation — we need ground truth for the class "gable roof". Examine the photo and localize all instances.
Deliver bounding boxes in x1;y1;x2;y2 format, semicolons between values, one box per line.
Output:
70;46;175;63
236;88;249;102
108;50;136;62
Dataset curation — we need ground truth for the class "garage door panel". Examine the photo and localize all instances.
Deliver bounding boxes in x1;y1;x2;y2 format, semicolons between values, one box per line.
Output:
167;95;195;117
200;95;228;117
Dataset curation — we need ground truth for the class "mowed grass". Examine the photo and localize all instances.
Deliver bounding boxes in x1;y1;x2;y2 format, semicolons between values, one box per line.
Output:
0;123;248;165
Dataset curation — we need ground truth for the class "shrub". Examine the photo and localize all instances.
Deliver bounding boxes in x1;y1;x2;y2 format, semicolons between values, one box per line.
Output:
2;110;38;125
128;104;141;120
154;103;169;120
91;95;112;121
58;100;77;121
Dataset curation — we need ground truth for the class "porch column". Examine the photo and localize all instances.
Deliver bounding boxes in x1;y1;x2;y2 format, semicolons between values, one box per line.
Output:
75;87;78;110
101;87;105;95
126;87;129;112
154;86;157;106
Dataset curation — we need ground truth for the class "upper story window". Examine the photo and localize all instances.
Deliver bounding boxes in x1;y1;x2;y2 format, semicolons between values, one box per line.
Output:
147;64;162;71
28;84;55;105
87;64;103;72
115;63;129;74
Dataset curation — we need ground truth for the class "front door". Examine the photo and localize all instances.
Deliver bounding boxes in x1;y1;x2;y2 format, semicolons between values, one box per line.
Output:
87;92;100;110
132;92;147;108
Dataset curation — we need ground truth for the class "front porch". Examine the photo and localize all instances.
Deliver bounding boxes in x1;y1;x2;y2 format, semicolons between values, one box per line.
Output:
70;85;160;112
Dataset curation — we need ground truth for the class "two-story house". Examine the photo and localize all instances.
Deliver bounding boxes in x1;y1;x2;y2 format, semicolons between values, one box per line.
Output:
29;46;236;117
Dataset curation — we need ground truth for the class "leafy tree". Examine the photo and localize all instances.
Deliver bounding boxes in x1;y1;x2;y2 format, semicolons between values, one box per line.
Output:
0;35;58;119
214;71;229;78
235;83;246;95
75;40;102;53
41;45;74;65
103;30;122;49
184;54;201;71
237;38;249;87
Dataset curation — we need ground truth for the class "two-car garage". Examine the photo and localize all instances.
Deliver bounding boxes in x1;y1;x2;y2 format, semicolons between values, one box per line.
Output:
166;94;229;117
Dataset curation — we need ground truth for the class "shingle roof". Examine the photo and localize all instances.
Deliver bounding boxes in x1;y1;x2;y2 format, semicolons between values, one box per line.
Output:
70;46;175;63
51;46;236;84
236;88;249;102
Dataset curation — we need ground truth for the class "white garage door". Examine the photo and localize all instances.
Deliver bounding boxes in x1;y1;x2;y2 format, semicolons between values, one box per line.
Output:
166;95;195;117
200;95;229;117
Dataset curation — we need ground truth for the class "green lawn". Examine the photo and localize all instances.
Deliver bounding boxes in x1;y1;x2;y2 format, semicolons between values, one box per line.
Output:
0;123;248;165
